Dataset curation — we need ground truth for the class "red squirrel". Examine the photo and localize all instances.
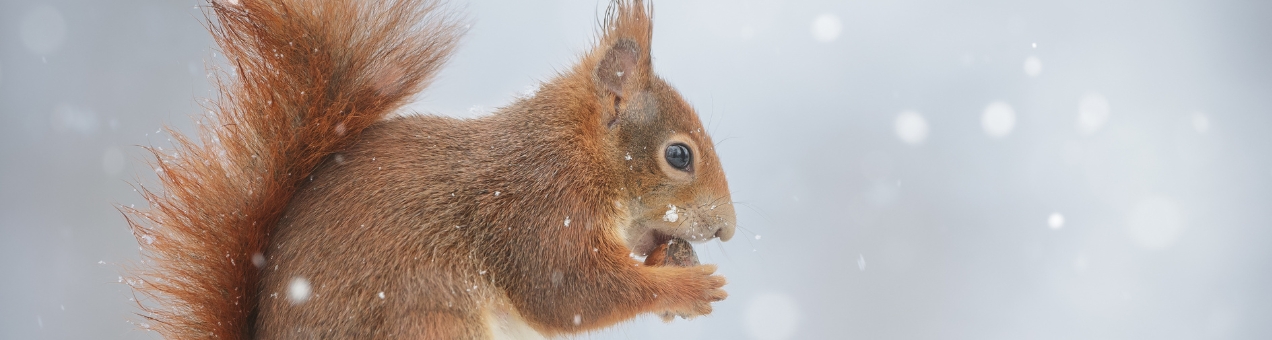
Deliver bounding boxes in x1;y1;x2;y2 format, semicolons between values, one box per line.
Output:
124;0;736;338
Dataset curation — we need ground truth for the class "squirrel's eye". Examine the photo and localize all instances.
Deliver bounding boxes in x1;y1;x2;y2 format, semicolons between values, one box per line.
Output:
664;143;692;171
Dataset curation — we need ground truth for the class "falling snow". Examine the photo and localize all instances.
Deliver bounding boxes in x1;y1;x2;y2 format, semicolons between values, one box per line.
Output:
1077;93;1110;134
252;253;266;268
11;2;1263;339
1191;112;1211;134
894;110;929;145
288;277;312;304
1048;213;1065;230
810;13;842;43
981;101;1016;138
1023;56;1043;77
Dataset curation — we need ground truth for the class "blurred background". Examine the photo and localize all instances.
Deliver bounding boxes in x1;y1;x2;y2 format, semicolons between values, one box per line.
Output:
3;0;1270;339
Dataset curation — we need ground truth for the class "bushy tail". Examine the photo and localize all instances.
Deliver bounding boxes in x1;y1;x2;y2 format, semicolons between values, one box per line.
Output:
122;0;463;338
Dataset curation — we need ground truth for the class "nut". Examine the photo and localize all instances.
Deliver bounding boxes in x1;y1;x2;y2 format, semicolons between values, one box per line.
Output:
642;237;698;267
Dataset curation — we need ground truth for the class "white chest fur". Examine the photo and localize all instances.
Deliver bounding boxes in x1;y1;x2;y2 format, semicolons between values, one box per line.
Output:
485;306;547;340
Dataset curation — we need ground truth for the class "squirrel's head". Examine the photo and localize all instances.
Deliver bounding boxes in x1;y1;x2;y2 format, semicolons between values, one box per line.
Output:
578;1;736;258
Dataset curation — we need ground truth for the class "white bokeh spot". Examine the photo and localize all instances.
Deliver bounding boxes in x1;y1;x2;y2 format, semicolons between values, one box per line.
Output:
981;101;1016;138
1191;112;1211;134
745;292;800;340
21;5;68;55
1047;212;1064;230
1023;56;1043;77
1077;92;1110;135
288;277;312;304
894;110;929;145
1127;196;1185;250
810;13;842;43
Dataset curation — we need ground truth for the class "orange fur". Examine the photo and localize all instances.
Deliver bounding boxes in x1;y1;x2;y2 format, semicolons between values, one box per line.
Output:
125;0;735;339
124;0;461;338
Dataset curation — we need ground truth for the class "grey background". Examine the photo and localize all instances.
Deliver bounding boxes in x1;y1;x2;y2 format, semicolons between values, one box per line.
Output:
2;0;1270;339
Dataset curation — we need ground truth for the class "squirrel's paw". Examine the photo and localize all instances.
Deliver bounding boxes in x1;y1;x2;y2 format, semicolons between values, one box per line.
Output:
656;264;727;320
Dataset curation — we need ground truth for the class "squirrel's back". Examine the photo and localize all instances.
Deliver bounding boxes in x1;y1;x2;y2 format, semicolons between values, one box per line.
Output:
256;75;611;336
124;0;463;338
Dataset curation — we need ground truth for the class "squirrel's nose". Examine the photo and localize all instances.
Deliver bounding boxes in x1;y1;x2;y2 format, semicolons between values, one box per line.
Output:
714;225;734;241
711;202;737;242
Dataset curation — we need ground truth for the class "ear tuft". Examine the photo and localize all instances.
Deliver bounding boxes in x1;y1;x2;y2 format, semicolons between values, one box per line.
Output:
595;38;641;97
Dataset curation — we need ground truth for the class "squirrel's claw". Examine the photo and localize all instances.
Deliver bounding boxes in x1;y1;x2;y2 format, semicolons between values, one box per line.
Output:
654;264;727;320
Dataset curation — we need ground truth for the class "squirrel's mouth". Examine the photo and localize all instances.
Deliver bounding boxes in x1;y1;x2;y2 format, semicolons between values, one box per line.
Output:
624;203;734;263
631;228;676;258
628;224;707;267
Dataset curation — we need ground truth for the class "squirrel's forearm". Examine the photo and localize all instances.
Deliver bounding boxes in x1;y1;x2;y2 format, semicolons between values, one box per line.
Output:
496;246;716;334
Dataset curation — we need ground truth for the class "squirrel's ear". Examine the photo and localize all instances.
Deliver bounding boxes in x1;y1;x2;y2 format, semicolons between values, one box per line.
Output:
593;38;644;99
